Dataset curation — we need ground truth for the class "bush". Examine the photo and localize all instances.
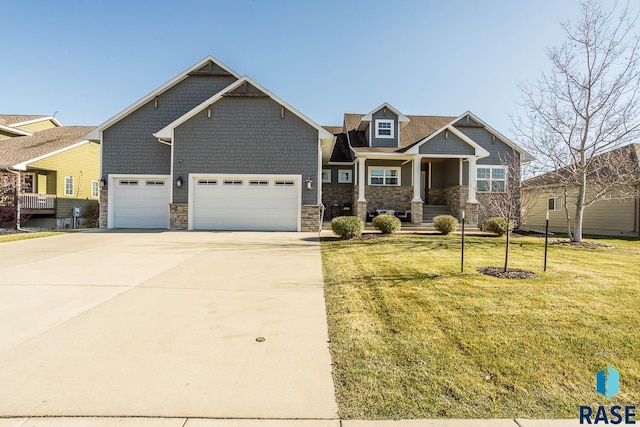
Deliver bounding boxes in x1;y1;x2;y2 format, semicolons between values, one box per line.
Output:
433;215;458;235
331;216;364;239
484;217;514;236
84;201;100;228
372;214;401;234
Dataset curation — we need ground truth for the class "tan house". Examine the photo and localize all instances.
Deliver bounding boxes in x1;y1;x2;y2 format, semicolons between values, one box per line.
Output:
522;144;640;236
0;115;99;229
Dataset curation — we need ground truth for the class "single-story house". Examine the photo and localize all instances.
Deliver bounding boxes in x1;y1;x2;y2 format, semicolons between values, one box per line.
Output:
522;143;640;236
0;115;99;229
87;56;532;231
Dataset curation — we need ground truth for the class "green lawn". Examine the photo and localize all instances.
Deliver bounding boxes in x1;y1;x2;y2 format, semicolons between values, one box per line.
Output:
0;230;73;243
321;234;640;419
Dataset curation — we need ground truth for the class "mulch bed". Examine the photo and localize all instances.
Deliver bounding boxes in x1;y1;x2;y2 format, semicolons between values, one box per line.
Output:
548;239;614;249
477;267;537;279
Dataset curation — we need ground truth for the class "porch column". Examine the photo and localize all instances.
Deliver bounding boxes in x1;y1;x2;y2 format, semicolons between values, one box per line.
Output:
412;157;422;202
357;157;366;202
467;157;478;203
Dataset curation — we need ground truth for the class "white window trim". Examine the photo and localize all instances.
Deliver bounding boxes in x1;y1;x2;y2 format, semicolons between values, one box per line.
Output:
476;165;507;193
368;166;401;186
548;197;563;211
64;176;74;196
91;180;99;198
338;169;352;184
322;169;331;183
375;119;395;139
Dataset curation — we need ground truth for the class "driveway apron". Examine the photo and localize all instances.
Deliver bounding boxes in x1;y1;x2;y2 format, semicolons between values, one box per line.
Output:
0;231;337;419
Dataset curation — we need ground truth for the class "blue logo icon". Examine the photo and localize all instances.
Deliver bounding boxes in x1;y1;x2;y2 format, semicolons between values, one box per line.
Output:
596;366;620;399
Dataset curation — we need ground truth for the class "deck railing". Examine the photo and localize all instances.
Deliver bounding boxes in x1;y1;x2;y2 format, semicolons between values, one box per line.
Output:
20;193;56;210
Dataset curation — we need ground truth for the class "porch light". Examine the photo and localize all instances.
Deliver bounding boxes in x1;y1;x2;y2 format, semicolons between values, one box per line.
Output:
176;176;183;188
99;177;106;189
306;177;313;190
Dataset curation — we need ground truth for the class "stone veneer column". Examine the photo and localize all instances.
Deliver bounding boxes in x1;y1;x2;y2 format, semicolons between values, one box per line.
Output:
465;202;478;225
355;201;367;222
169;203;188;230
410;201;423;224
98;190;108;229
301;205;322;232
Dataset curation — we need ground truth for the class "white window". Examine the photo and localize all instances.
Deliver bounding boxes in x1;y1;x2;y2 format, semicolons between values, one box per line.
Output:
223;180;243;186
548;197;563;211
322;169;331;183
275;180;295;186
145;180;165;186
338;169;352;184
476;166;506;193
91;180;99;198
249;180;269;186
197;179;218;185
368;167;400;186
64;177;74;196
119;180;139;186
375;119;394;139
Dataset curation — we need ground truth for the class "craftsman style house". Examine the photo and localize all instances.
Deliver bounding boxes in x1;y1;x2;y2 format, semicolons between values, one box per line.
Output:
88;56;531;231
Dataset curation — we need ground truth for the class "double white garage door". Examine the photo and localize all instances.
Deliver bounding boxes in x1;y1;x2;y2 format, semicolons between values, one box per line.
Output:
110;174;300;231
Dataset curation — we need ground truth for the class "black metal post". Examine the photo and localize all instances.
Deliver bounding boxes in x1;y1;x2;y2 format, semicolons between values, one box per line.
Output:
461;211;465;273
544;212;549;272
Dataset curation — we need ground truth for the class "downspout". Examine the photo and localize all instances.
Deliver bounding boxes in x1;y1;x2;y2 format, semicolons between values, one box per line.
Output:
3;166;22;231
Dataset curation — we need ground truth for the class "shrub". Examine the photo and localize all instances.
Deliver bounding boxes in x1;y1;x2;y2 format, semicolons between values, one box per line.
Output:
84;201;100;228
372;214;401;234
331;216;364;239
484;217;514;236
433;215;458;235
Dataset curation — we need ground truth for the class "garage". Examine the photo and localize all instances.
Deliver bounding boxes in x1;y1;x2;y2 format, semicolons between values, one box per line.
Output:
190;174;300;231
110;175;170;228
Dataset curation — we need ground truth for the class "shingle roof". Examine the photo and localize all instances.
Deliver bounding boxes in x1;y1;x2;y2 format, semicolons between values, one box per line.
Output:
0;126;95;167
322;126;343;135
523;143;640;187
343;113;456;152
0;115;50;127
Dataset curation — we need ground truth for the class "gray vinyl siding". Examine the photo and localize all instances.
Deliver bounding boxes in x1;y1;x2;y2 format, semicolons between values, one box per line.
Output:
323;165;354;186
419;131;475;155
102;75;237;177
370;109;398;148
173;96;319;205
455;126;517;166
366;159;412;186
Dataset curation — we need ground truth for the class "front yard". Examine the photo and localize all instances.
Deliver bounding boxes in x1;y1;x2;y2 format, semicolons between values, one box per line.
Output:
321;234;640;419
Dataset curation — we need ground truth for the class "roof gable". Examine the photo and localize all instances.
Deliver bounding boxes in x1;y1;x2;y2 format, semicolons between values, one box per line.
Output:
85;56;241;140
407;125;490;157
154;76;333;141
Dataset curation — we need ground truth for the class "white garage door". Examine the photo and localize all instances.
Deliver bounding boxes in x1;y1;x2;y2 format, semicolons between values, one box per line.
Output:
112;176;170;228
192;175;300;231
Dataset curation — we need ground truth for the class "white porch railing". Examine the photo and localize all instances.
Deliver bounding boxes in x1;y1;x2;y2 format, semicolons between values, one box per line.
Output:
20;193;56;210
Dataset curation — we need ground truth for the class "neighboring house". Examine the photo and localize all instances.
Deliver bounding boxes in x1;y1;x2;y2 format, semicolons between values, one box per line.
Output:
322;104;533;225
86;56;531;231
522;144;640;236
0;115;62;139
0;120;100;229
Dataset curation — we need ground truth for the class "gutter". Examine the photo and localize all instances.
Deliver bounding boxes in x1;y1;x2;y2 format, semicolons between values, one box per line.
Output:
1;165;22;231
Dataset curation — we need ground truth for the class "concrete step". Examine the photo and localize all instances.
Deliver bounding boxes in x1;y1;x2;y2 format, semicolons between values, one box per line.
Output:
422;204;455;222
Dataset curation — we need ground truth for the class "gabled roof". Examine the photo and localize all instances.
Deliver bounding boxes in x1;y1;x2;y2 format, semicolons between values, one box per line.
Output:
523;143;640;187
358;102;410;130
154;76;334;141
405;124;490;157
0;115;52;127
0;124;32;137
0;126;95;169
322;126;343;135
85;56;241;140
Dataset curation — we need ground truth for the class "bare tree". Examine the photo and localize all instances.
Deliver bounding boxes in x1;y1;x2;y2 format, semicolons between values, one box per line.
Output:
514;0;640;242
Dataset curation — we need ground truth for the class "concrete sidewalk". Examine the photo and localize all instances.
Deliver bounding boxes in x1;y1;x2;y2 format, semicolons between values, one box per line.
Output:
0;417;582;426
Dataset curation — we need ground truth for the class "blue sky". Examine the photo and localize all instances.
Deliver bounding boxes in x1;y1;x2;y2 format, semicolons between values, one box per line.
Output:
0;1;608;138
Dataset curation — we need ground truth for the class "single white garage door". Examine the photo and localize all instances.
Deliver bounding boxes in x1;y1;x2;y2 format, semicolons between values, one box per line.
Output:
111;176;170;228
192;175;300;231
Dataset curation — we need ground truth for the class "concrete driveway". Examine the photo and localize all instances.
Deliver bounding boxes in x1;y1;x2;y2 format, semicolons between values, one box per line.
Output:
0;231;337;419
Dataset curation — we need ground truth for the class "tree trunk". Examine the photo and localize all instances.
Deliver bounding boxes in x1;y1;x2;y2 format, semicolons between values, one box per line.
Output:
504;228;510;272
573;173;588;242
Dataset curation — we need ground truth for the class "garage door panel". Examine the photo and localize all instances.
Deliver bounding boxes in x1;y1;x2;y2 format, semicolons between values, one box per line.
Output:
192;175;299;231
113;177;169;229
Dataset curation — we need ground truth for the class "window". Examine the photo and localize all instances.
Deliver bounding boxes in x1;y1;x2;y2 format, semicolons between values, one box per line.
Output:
91;180;99;198
548;197;563;211
275;180;295;186
368;167;400;186
145;180;165;186
476;166;506;193
338;169;352;184
197;179;218;185
322;169;331;183
249;180;269;186
223;180;243;186
64;177;74;196
375;119;394;139
119;180;139;186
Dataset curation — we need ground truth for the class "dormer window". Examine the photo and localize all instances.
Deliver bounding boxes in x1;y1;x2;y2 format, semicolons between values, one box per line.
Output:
375;119;394;139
